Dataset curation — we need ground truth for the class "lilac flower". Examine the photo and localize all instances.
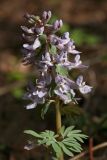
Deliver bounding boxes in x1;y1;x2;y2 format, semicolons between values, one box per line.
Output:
54;75;77;103
23;37;41;50
41;52;53;66
21;26;34;34
40;70;52;85
66;55;88;70
55;75;77;89
42;11;52;23
66;41;81;54
54;89;72;104
26;103;37;110
22;11;92;109
24;141;36;150
50;32;81;60
74;55;88;69
62;32;70;41
53;20;63;31
22;50;35;65
55;51;86;71
35;26;44;35
50;32;70;50
57;32;70;49
24;81;47;109
76;75;92;94
55;51;68;65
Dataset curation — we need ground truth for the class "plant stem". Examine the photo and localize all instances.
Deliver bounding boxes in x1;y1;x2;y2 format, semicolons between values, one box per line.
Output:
56;100;61;134
55;99;64;160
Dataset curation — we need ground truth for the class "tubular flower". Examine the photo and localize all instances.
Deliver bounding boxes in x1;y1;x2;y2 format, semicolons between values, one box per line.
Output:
21;11;92;109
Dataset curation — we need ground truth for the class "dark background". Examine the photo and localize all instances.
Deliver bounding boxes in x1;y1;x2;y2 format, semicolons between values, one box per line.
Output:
0;0;107;159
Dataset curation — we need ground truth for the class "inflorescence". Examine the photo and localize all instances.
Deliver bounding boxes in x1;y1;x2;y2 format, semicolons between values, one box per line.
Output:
21;11;92;110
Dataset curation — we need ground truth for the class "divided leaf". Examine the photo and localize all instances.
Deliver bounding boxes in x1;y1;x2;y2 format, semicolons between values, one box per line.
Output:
24;130;42;138
24;127;87;158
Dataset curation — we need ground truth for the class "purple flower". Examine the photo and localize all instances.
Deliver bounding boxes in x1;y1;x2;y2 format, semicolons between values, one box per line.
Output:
42;11;52;23
50;32;70;50
66;41;81;54
24;81;47;110
66;55;88;70
57;32;70;48
74;55;88;69
76;75;92;94
24;141;36;150
54;89;72;104
22;50;35;65
22;11;92;109
41;52;53;66
53;20;63;31
55;75;78;89
23;37;41;50
21;26;34;34
54;75;77;103
41;70;52;85
35;26;44;35
50;32;80;56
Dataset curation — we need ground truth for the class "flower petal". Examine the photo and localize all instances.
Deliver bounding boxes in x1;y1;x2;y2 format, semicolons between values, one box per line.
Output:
25;102;37;110
79;85;92;94
76;75;83;86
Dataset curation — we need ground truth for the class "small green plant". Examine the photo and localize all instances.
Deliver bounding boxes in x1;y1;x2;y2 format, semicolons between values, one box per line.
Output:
24;126;87;158
21;11;92;159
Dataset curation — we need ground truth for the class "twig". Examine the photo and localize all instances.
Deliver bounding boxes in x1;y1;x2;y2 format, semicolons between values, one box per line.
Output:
89;137;94;160
69;142;107;160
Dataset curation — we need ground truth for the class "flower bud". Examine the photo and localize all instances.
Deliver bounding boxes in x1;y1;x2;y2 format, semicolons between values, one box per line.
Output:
53;20;63;31
42;11;51;22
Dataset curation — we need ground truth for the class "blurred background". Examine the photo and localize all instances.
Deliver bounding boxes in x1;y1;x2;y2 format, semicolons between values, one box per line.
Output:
0;0;107;159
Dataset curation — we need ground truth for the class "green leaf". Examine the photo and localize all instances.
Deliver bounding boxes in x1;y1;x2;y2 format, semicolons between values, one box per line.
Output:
39;34;47;43
38;139;47;145
69;130;81;134
50;45;57;55
59;142;74;157
62;141;82;152
56;64;68;76
41;100;55;119
48;130;55;137
24;128;87;158
63;126;75;137
52;142;62;157
40;130;56;140
24;130;42;138
63;137;77;143
67;132;88;143
40;131;50;137
69;147;82;153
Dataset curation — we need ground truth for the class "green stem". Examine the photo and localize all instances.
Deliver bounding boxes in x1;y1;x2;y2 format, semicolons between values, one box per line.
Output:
55;100;64;160
56;100;61;134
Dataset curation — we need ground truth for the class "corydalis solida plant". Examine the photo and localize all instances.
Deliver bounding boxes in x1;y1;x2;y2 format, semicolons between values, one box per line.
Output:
21;11;92;159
